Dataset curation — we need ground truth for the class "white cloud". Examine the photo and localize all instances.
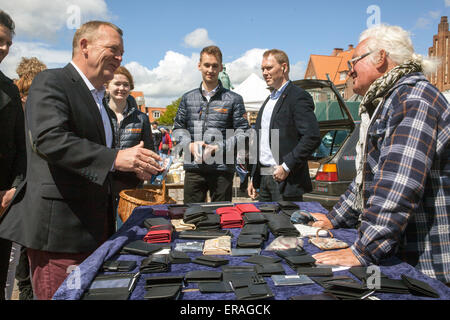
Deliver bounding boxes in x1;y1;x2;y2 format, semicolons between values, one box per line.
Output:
0;41;71;79
429;10;441;20
125;48;305;108
1;0;110;40
446;0;450;7
183;28;215;48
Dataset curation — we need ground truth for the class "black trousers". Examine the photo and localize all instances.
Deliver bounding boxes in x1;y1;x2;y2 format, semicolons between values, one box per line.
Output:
15;246;31;291
183;171;234;204
258;175;303;202
0;238;11;300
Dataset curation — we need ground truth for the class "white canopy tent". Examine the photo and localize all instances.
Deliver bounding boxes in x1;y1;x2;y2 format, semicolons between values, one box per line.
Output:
232;73;271;112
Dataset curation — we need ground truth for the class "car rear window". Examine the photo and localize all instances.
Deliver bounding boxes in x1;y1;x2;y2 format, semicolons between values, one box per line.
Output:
312;129;351;159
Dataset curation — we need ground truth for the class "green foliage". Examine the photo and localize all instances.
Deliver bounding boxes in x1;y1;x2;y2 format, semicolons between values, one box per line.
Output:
158;97;181;125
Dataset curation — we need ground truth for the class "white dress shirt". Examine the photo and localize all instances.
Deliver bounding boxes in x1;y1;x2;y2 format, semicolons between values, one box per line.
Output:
259;80;291;172
202;84;219;102
70;61;113;148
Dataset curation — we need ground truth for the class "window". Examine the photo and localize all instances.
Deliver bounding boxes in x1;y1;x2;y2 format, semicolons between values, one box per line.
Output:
311;129;351;159
340;72;347;81
153;111;160;119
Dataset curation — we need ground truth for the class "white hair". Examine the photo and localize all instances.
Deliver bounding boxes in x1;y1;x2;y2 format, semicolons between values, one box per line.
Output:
359;24;440;75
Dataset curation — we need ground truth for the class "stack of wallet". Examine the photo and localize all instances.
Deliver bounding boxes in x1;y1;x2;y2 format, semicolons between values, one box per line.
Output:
221;266;274;300
167;205;189;219
276;249;316;271
140;254;170;273
143;225;173;243
216;207;244;229
183;206;211;224
314;276;374;300
102;260;137;272
258;203;279;214
349;267;409;295
170;219;196;232
240;223;269;240
203;236;232;255
243;212;267;224
235;203;261;215
195;213;221;231
277;201;300;217
264;213;299;237
120;240;171;256
192;255;229;267
168;250;191;264
144;275;185;300
237;234;264;248
185;270;223;283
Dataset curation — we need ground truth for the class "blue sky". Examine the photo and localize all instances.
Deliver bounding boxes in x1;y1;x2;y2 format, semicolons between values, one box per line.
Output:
0;0;448;107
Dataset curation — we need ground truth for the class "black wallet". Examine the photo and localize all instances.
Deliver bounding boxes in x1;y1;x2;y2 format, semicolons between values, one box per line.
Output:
296;267;333;277
178;230;232;240
169;250;191;264
275;248;307;259
237;234;264;248
324;280;373;300
102;260;137;272
143;217;171;229
349;266;388;281
192;255;229;267
284;255;316;269
145;275;185;287
185;270;222;283
183;206;210;224
401;274;440;298
120;240;170;256
195;214;221;229
82;273;135;300
264;213;299;237
234;283;274;300
243;212;267;224
258;204;279;213
240;224;269;240
140;254;170;273
198;281;233;293
243;255;281;265
144;285;182;300
277;201;299;210
290;293;339;300
255;263;286;276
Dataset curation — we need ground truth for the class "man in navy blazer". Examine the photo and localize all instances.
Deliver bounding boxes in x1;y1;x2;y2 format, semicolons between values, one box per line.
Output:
0;21;162;299
248;49;320;202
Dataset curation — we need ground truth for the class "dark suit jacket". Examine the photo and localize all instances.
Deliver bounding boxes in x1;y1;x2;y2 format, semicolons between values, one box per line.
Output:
250;81;320;197
0;71;26;191
0;63;119;253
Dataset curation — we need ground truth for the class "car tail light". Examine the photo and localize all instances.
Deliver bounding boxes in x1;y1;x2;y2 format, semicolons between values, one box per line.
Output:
315;164;338;182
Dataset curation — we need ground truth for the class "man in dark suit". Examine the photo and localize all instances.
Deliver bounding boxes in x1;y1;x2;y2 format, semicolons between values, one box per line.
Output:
0;10;26;300
0;21;162;300
248;49;320;202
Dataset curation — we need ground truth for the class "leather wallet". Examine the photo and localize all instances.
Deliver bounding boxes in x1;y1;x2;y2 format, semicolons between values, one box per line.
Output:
277;201;299;210
243;212;267;224
171;219;196;232
255;263;286;276
185;270;222;283
143;225;173;243
243;255;281;265
183;206;209;224
324;281;373;300
145;275;185;287
143;217;171;229
144;284;182;300
82;273;135;300
102;260;137;272
220;212;244;229
169;250;191;264
140;254;170;273
240;223;269;240
121;240;170;256
203;236;232;255
375;278;410;294
231;248;261;256
284;255;316;267
296;267;333;277
349;266;389;281
178;230;232;240
275;248;307;259
168;205;189;219
235;203;260;214
222;265;257;274
264;213;299;237
313;275;356;289
258;204;279;213
216;206;241;216
401;274;440;298
192;255;229;267
195;214;221;230
198;281;233;293
237;234;264;248
234;283;274;300
290;293;339;300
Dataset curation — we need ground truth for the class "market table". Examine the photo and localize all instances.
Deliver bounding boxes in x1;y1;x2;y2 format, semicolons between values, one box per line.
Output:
53;202;450;300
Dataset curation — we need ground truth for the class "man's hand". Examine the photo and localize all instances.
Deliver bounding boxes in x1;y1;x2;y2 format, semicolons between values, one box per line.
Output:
189;141;204;163
0;188;16;208
114;141;163;180
312;248;362;267
203;144;219;162
273;165;289;182
247;181;258;200
311;213;334;230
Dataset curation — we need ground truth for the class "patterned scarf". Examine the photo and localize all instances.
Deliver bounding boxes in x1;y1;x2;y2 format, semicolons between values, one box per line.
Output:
353;60;423;212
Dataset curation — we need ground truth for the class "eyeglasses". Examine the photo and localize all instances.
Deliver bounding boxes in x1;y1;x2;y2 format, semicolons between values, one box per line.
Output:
347;51;373;73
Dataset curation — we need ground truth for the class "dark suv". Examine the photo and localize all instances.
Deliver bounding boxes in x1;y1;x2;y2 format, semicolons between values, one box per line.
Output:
292;79;361;211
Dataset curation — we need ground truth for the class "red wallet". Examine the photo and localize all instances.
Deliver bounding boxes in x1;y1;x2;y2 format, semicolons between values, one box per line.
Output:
143;225;173;243
235;204;261;214
216;207;240;216
220;212;244;229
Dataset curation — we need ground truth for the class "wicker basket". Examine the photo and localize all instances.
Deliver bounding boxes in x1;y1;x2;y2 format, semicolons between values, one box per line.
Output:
118;182;175;222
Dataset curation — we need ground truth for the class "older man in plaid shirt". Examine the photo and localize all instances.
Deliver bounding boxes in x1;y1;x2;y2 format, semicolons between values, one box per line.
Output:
311;25;450;284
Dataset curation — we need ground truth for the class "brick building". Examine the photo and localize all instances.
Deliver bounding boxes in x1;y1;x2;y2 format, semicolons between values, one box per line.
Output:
304;45;355;100
129;91;166;123
428;16;450;92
